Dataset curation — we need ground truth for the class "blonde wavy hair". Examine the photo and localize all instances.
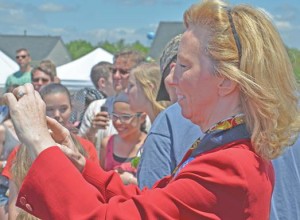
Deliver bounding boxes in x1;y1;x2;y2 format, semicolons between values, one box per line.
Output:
184;0;300;159
131;62;169;118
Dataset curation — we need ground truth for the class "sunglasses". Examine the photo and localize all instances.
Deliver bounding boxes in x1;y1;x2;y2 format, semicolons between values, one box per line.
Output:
16;55;28;59
32;77;50;83
111;112;141;124
111;68;130;75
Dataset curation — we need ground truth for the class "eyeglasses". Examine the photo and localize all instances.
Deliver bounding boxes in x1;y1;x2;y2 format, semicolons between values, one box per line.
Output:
111;68;130;75
32;77;50;83
111;112;141;124
16;55;28;59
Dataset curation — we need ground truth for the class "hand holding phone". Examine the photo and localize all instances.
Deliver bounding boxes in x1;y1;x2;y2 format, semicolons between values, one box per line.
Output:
100;106;108;112
91;106;109;129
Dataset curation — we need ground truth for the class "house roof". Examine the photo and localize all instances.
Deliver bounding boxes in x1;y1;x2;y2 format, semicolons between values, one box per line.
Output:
148;21;185;60
0;34;71;66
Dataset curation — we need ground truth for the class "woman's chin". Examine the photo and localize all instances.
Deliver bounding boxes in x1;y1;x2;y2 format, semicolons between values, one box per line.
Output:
180;107;191;120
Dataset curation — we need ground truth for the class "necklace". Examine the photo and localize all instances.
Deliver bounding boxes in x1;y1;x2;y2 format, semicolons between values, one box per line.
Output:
171;114;245;177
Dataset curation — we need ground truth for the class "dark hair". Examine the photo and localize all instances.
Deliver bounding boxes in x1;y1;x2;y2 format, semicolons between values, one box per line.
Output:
90;61;113;89
39;83;71;104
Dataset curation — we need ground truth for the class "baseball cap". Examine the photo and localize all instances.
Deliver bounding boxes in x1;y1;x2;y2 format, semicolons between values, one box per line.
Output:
156;34;182;101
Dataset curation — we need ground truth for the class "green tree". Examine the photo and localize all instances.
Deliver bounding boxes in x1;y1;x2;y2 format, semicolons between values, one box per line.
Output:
66;40;95;60
98;40;126;55
131;41;149;55
98;39;149;56
288;47;300;80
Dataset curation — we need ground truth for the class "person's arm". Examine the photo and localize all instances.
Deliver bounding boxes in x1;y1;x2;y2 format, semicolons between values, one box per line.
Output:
8;180;20;220
99;136;109;168
137;132;172;188
16;144;266;220
0;125;5;157
78;101;99;143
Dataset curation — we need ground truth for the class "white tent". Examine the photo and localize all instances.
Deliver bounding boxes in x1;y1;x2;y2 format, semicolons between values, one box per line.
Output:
0;50;19;88
57;48;113;92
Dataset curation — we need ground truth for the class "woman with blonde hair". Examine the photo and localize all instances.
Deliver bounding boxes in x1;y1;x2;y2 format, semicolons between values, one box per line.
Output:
4;0;300;219
127;62;169;122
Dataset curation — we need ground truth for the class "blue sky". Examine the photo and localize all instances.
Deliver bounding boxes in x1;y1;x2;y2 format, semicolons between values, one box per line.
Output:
0;0;299;49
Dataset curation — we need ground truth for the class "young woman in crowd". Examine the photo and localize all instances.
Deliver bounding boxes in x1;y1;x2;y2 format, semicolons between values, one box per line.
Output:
2;83;98;219
100;92;147;185
127;62;170;123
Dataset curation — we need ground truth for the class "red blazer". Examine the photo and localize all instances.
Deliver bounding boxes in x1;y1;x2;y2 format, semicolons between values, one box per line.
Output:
2;135;99;179
16;139;274;220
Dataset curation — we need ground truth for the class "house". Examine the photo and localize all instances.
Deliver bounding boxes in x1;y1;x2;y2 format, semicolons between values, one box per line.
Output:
148;21;185;61
0;34;71;67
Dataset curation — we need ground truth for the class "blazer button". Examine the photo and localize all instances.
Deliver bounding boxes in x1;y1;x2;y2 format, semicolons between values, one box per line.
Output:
26;203;33;212
20;197;27;206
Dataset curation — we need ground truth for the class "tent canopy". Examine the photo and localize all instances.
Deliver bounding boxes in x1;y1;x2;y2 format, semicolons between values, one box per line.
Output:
57;48;113;81
0;50;19;86
57;48;113;92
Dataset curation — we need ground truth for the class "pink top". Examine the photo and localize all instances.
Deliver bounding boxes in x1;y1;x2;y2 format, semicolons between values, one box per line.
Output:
104;135;137;174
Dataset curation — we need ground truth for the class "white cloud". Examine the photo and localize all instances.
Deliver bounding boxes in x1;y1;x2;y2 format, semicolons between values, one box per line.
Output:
77;24;157;46
38;3;66;12
259;7;296;31
109;0;181;6
87;28;143;43
9;9;24;16
275;21;293;30
258;8;273;20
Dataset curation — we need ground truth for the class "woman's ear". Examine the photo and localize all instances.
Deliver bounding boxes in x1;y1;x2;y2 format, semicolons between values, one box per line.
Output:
139;112;147;123
218;77;238;97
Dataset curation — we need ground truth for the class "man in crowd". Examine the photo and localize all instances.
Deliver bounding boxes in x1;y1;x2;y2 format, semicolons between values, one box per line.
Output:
90;61;115;98
5;48;32;92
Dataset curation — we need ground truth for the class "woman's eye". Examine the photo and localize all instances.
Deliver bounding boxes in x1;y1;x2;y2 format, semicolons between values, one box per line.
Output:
128;84;134;90
179;63;187;68
46;108;53;112
59;107;68;113
123;116;132;120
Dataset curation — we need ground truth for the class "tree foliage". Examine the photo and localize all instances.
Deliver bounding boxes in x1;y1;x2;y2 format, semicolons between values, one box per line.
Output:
66;40;95;60
66;39;150;60
97;39;149;55
287;47;300;80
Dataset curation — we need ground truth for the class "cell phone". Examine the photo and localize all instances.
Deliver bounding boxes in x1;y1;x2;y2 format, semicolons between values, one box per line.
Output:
100;106;108;112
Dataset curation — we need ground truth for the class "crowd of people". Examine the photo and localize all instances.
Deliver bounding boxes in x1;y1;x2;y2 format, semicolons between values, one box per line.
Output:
0;0;299;219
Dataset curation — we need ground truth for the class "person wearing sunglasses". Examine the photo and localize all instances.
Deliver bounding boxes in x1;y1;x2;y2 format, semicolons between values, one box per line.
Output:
4;48;32;92
99;92;147;185
31;67;52;92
